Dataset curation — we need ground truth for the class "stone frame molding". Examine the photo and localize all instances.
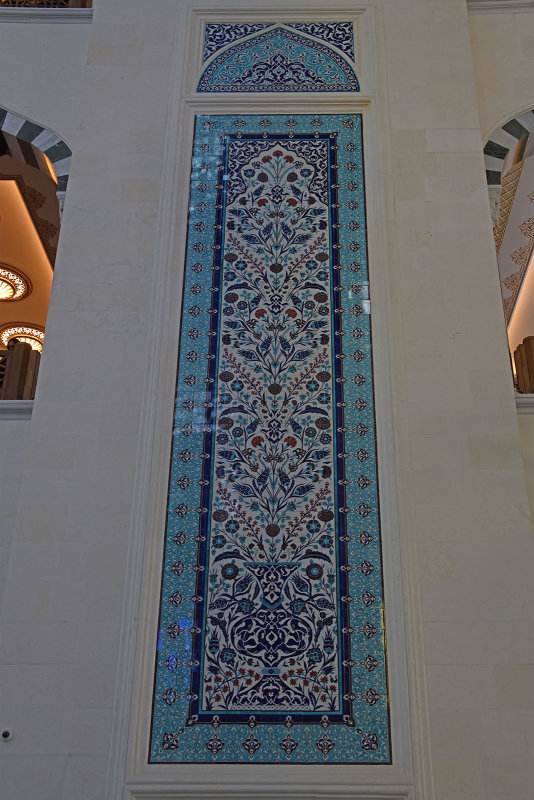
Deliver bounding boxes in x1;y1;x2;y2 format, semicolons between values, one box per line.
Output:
104;4;431;799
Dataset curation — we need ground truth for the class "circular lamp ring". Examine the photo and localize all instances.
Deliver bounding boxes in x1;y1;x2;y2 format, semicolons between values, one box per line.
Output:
0;325;44;352
0;266;30;301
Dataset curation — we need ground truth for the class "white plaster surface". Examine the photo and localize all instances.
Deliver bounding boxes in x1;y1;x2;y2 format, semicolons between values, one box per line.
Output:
0;1;534;799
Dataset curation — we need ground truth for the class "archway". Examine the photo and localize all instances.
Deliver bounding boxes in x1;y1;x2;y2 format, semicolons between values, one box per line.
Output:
0;108;71;398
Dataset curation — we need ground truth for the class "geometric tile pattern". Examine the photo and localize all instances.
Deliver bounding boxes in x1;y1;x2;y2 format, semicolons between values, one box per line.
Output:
198;26;359;93
494;160;523;255
150;114;390;763
202;22;355;62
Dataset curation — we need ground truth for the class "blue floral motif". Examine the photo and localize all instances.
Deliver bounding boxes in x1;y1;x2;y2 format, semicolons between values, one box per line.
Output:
202;22;355;63
203;23;271;62
198;28;359;93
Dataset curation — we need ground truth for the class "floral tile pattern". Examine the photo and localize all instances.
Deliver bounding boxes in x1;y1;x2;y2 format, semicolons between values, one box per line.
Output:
150;114;390;763
198;27;359;93
202;22;356;63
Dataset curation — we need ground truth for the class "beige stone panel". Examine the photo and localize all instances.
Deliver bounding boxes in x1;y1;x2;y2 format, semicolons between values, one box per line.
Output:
415;500;530;543
431;756;484;800
0;24;89;139
0;618;120;666
470;13;534;138
468;431;525;469
494;664;534;710
61;755;108;800
426;664;499;709
0;662;114;709
432;708;532;758
1;541;126;621
518;414;534;532
0;755;67;800
481;756;534;800
423;620;534;664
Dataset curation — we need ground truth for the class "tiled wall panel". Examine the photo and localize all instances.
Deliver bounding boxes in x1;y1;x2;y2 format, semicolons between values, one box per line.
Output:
150;113;390;764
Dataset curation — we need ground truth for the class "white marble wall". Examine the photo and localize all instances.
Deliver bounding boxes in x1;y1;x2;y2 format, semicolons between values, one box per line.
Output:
387;2;534;798
0;1;534;799
0;2;177;797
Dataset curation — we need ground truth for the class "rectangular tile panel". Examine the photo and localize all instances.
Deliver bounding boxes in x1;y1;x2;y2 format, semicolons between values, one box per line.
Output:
150;114;390;763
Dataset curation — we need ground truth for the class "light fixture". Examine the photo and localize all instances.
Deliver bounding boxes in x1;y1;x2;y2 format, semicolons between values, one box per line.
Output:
0;267;29;301
0;325;44;352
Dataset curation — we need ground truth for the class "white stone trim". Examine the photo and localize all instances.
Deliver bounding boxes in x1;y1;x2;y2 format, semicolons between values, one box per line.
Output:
516;394;534;412
0;400;33;419
0;8;92;24
468;0;534;13
124;786;416;800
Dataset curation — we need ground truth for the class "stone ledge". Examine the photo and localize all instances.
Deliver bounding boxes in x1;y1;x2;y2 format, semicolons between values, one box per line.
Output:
0;7;92;23
468;0;534;13
0;400;33;419
516;394;534;413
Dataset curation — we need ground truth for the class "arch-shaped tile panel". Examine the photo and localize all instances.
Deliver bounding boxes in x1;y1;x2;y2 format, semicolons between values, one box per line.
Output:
197;26;360;93
0;107;71;192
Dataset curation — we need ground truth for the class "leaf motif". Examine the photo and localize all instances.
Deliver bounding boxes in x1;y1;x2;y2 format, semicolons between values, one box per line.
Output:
234;484;255;497
277;468;291;488
280;339;292;353
293;574;310;593
262;223;273;239
257;469;269;487
220;405;248;417
228;282;252;292
309;449;329;461
301;405;329;416
295;234;310;244
293;350;312;361
293;484;313;496
208;615;227;631
301;549;332;562
234;574;254;594
239;349;258;361
213;550;245;563
219;449;236;461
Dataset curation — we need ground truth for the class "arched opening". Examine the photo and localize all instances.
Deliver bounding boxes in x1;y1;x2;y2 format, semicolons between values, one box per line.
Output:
0;108;70;400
